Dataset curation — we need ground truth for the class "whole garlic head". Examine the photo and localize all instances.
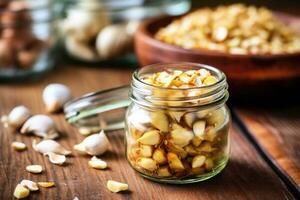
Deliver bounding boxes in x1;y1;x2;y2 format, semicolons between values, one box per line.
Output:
21;115;59;139
43;83;72;113
1;105;30;128
74;130;109;156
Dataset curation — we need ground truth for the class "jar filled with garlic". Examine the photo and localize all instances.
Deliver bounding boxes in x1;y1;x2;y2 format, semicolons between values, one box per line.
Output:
0;0;58;81
56;0;191;64
126;63;230;183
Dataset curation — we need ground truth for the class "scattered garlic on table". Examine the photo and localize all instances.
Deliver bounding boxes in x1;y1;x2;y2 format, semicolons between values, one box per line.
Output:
106;180;129;193
11;141;27;151
26;165;43;174
20;115;59;139
44;152;66;165
74;130;109;156
32;139;71;155
13;184;30;199
20;180;39;191
43;83;72;113
1;105;30;129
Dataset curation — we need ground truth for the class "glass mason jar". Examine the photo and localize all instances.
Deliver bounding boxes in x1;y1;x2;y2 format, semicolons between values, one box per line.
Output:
125;63;230;183
55;0;191;64
64;62;230;184
0;0;57;82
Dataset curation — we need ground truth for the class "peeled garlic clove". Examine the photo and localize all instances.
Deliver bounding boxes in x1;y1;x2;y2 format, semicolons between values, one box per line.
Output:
168;111;184;123
33;139;71;155
26;165;43;174
139;145;153;158
43;83;72;113
192;155;206;168
193;120;206;139
14;184;30;199
21;115;59;139
206;108;226;128
11;141;27;151
2;106;30;129
150;112;169;132
171;127;193;147
167;152;185;172
88;156;107;169
107;180;128;193
20;180;39;191
44;152;66;165
157;166;172;177
74;130;109;156
37;182;55;188
137;130;160;145
137;158;157;172
152;148;167;164
183;113;196;128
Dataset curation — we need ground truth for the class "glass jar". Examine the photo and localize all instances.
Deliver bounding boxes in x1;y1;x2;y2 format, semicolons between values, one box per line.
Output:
55;0;191;65
0;0;58;82
64;62;230;184
126;63;230;183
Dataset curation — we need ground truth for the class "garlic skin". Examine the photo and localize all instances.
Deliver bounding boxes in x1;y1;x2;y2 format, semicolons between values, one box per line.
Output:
43;84;72;113
1;105;30;128
74;130;109;156
96;24;131;59
32;139;71;155
21;115;59;139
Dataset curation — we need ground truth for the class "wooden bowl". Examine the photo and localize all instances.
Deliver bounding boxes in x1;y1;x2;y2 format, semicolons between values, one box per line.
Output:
135;12;300;99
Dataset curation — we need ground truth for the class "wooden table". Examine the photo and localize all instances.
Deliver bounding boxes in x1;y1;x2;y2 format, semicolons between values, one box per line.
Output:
0;65;299;200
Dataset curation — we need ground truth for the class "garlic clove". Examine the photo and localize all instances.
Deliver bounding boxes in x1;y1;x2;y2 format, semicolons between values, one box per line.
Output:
193;120;206;139
167;152;185;172
20;180;39;191
37;182;55;188
43;83;72;113
26;165;43;174
88;156;108;169
157;166;172;177
44;152;66;165
150;112;169;132
74;130;109;156
139;145;153;158
11;141;27;151
170;127;194;147
192;155;206;168
183;113;196;128
21;115;59;139
3;105;31;129
152;148;167;164
137;130;160;145
137;157;158;172
32;139;71;155
13;184;30;199
106;180;129;193
168;111;184;123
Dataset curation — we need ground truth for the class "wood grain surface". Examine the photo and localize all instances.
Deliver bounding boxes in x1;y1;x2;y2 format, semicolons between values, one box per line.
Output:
0;65;293;200
234;107;300;193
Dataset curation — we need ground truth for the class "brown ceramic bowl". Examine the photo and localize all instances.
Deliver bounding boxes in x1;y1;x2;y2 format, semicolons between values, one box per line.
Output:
135;12;300;99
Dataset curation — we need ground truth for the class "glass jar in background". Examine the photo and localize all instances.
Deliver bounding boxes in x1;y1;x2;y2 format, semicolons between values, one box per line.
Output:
55;0;191;65
0;0;57;82
126;63;230;183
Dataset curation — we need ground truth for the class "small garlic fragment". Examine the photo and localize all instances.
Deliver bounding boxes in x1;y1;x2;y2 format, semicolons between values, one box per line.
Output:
21;115;59;139
32;139;71;155
20;180;39;191
37;182;55;188
1;106;30;129
106;180;129;193
11;141;27;151
13;184;30;199
43;83;72;113
74;130;109;156
44;152;66;165
26;165;43;174
88;156;108;169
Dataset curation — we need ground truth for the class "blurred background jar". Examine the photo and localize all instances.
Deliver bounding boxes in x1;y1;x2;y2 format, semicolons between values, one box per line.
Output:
55;0;191;65
0;0;57;82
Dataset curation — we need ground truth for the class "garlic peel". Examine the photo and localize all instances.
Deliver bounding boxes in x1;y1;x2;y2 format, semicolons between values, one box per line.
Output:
33;139;71;155
43;83;72;113
21;115;59;139
44;152;66;165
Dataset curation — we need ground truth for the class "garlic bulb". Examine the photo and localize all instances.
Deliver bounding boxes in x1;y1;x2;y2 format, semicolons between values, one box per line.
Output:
74;130;109;156
1;105;30;128
32;139;71;155
21;115;59;139
43;83;72;113
96;24;131;59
